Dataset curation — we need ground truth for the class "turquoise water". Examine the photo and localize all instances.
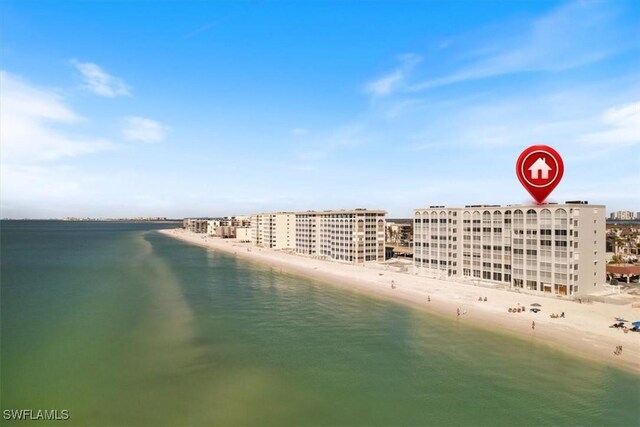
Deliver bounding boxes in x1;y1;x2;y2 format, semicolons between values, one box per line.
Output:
1;221;639;426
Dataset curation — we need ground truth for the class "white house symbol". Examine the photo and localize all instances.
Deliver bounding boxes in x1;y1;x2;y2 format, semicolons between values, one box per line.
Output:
528;157;552;180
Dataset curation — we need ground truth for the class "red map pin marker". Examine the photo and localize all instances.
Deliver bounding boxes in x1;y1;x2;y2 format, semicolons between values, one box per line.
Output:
516;145;564;204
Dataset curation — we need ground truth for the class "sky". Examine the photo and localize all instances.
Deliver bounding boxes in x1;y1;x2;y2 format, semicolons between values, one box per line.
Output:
1;1;639;218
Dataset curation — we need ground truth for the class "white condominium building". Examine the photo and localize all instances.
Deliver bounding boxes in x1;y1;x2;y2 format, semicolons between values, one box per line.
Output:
250;212;295;249
610;210;635;220
295;209;386;263
413;202;605;297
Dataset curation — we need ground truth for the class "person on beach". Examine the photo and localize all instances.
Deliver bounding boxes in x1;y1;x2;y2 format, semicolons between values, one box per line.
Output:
457;308;460;317
560;312;565;318
484;297;487;302
427;296;431;302
532;321;536;330
391;280;396;289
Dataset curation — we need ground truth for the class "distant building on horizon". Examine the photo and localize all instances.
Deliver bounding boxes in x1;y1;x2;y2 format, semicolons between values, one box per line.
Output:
609;210;636;221
413;201;605;297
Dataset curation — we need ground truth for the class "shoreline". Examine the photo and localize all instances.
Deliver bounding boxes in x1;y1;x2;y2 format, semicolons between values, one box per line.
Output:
158;228;640;374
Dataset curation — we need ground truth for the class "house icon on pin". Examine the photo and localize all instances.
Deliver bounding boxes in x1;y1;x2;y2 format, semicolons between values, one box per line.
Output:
528;157;552;180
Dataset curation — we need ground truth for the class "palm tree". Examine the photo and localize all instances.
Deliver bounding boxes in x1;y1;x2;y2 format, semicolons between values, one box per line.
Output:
615;236;625;255
606;232;617;252
623;234;634;256
629;231;640;256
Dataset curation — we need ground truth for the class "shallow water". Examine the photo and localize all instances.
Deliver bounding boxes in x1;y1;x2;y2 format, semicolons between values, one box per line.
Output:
2;221;639;426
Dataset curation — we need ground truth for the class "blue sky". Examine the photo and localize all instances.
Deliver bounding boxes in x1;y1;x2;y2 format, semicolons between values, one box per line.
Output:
1;1;639;218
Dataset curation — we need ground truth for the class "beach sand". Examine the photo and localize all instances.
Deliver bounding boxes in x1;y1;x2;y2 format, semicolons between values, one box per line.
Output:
159;228;640;374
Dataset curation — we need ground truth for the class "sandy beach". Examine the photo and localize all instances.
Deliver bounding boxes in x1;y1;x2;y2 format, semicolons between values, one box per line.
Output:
159;228;640;374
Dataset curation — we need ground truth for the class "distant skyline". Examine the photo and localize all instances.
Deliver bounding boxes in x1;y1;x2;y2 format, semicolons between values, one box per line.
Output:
1;1;639;218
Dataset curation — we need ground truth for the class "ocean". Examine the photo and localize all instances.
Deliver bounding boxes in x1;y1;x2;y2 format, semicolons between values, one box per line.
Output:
1;221;638;426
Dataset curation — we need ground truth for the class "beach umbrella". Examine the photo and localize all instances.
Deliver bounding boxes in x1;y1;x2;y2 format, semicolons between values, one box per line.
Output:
530;303;542;307
632;321;640;327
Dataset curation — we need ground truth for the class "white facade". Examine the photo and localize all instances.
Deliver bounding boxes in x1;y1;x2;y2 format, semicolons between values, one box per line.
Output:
610;210;635;220
250;212;295;249
236;226;251;242
413;203;605;297
295;209;386;263
249;209;387;263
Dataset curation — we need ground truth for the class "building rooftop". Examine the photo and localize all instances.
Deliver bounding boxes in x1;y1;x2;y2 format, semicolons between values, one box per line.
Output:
606;264;640;275
414;202;605;211
299;209;387;215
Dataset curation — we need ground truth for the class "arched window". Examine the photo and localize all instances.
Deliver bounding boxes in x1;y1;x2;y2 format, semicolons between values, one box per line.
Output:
493;211;502;226
513;209;524;227
526;209;537;225
554;208;567;228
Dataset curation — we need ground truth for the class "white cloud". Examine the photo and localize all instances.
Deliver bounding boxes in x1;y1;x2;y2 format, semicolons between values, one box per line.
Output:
0;70;115;163
365;53;421;97
581;102;640;146
408;1;630;92
71;59;131;97
122;116;167;143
